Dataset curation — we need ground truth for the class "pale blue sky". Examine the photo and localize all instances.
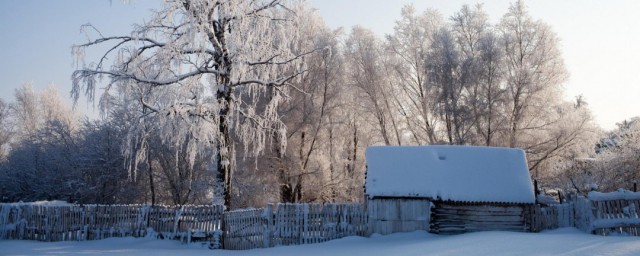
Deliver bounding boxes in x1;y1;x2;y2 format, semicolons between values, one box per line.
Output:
1;0;639;130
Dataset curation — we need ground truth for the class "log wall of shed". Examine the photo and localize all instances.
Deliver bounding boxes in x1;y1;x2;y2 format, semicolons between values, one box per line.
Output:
430;202;531;234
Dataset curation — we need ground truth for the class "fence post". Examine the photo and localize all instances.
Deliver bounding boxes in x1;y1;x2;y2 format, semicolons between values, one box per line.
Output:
302;204;308;245
534;179;540;204
263;204;272;248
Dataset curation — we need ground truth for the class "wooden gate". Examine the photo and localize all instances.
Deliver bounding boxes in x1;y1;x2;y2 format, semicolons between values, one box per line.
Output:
222;208;267;250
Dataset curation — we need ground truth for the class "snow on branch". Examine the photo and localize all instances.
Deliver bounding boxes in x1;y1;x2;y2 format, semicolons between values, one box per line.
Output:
71;1;310;207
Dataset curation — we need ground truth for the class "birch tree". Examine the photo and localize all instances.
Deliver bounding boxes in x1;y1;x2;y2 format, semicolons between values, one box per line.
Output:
0;99;12;162
275;18;343;203
499;0;568;148
386;6;443;144
233;9;349;205
473;31;506;146
72;0;309;209
450;4;498;145
345;26;403;146
11;84;40;139
427;27;470;144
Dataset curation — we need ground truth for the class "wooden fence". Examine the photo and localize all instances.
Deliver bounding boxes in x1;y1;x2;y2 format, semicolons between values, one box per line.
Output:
533;190;640;236
222;203;368;250
528;203;574;232
0;204;223;242
4;192;640;250
0;203;366;250
581;191;640;236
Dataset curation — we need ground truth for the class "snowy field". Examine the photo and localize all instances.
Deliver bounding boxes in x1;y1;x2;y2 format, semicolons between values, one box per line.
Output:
2;228;640;256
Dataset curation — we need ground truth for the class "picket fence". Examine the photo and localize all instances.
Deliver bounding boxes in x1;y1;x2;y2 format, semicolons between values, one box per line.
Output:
0;203;367;250
528;203;574;232
575;191;640;236
222;203;368;250
3;192;640;250
533;190;640;236
0;204;223;242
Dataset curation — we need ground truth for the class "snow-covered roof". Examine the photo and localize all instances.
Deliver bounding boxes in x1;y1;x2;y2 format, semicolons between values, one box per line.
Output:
365;146;535;204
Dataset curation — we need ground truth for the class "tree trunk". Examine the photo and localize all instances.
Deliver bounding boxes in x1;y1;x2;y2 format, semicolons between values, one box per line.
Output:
147;148;156;206
216;120;232;209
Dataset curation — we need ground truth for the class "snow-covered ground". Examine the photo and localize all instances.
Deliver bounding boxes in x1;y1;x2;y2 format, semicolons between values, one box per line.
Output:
2;228;640;256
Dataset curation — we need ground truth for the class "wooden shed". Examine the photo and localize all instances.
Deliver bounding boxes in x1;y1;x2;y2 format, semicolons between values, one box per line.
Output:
365;146;535;235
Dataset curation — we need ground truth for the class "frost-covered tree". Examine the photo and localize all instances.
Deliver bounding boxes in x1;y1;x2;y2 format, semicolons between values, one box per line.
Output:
276;15;346;203
591;118;640;192
0;85;82;202
0;99;12;162
11;84;41;139
472;31;506;146
450;4;498;146
72;0;310;209
74;119;137;204
386;5;443;145
146;121;217;205
232;8;357;205
427;27;472;144
529;98;599;194
499;0;568;148
345;26;403;146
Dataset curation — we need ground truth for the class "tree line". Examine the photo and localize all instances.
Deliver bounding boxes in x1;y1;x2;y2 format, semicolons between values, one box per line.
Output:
0;0;634;208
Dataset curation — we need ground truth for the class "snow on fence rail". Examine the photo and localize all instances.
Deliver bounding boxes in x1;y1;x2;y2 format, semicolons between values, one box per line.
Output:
586;190;640;235
0;204;223;242
525;189;640;236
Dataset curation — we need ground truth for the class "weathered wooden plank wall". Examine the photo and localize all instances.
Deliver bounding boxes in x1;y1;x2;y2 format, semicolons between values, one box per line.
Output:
367;198;431;235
